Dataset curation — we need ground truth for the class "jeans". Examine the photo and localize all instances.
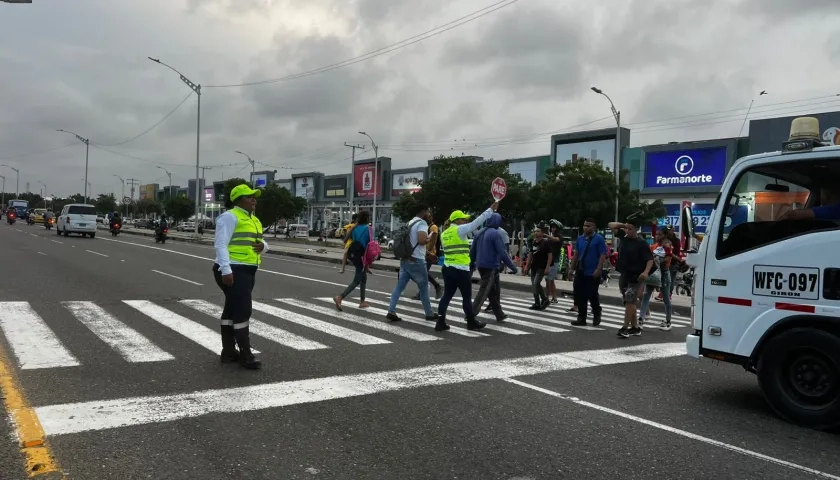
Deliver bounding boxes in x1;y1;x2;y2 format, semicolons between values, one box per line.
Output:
340;261;367;302
669;265;679;297
472;267;502;319
438;266;474;318
530;268;547;304
640;270;672;324
388;259;433;316
573;273;602;321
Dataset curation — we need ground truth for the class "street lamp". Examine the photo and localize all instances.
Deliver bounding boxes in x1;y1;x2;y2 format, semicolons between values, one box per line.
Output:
591;87;621;223
358;131;379;235
149;56;201;235
234;151;256;185
80;179;92;198
57;129;91;203
38;181;47;208
0;165;19;199
156;166;172;202
113;174;126;216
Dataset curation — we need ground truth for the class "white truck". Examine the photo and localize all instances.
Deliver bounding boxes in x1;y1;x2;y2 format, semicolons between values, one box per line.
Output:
685;116;840;431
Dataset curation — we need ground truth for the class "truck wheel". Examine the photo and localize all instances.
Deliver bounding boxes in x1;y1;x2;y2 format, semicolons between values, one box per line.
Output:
757;328;840;431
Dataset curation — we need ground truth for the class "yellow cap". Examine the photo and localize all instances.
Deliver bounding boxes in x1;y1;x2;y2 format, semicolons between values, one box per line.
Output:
230;184;262;202
449;210;470;222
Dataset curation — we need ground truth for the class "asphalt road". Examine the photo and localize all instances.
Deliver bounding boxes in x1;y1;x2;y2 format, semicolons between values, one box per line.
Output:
0;222;838;480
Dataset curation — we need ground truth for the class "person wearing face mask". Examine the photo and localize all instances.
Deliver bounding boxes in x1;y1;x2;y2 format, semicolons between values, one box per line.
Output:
213;184;269;370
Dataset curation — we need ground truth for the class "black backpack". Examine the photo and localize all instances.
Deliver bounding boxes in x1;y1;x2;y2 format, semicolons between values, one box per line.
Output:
392;219;422;260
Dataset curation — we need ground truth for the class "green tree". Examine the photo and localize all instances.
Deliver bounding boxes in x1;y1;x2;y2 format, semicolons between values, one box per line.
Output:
164;196;195;222
255;184;288;228
222;178;249;207
94;194;117;214
134;198;162;217
392;156;532;224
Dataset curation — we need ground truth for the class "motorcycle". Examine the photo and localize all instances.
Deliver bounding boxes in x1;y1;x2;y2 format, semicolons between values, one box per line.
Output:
7;213;16;225
155;227;168;244
676;268;695;296
110;223;121;237
45;218;54;230
26;216;34;226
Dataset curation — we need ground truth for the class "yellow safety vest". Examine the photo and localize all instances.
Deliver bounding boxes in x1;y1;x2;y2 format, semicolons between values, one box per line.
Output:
441;225;470;266
228;207;264;267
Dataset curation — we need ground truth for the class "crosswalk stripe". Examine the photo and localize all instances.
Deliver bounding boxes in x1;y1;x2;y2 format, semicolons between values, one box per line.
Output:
63;301;174;363
383;296;536;335
278;299;442;342
478;304;605;331
250;301;391;346
180;300;329;351
0;302;79;369
123;300;260;354
315;299;487;337
501;296;688;326
362;298;536;335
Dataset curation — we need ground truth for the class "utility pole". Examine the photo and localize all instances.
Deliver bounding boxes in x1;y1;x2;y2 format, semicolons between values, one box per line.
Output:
0;175;5;209
235;151;255;185
344;143;365;216
127;178;140;200
113;174;126;216
199;166;212;218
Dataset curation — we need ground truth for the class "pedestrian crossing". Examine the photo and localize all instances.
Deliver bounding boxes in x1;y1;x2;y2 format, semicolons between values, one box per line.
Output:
0;294;686;370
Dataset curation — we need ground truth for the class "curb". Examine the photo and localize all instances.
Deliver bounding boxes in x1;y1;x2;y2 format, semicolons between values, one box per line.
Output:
110;227;689;316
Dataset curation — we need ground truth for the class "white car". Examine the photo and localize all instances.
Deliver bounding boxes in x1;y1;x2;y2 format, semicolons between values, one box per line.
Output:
57;204;98;238
177;221;196;232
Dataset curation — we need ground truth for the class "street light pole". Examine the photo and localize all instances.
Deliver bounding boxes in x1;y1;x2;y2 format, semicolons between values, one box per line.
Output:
235;151;255;185
358;132;379;235
149;56;201;236
0;165;20;198
57;129;91;203
156;166;172;203
591;87;621;223
38;182;47;208
0;175;5;209
114;174;125;216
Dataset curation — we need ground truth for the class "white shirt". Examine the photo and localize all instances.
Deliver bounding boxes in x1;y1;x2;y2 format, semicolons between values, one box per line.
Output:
447;208;494;271
407;217;429;261
214;207;270;275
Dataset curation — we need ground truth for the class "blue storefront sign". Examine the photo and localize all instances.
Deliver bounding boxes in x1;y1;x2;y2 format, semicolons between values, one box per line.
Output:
658;203;748;234
644;147;728;189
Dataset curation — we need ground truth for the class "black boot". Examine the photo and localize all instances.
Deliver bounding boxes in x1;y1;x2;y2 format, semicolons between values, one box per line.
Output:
434;317;450;331
466;316;486;331
233;326;262;370
219;325;239;363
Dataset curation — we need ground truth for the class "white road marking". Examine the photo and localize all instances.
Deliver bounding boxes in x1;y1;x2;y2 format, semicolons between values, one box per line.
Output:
280;299;441;342
180;300;328;351
29;233;38;238
151;270;203;286
62;301;174;363
34;342;686;436
327;300;488;338
37;252;47;256
251;301;390;346
85;249;108;257
51;240;63;244
363;298;537;335
504;378;840;480
123;300;258;354
0;302;79;369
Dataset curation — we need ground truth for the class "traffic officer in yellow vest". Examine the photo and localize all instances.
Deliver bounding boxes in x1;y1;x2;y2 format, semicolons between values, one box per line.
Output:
213;184;267;370
435;201;498;332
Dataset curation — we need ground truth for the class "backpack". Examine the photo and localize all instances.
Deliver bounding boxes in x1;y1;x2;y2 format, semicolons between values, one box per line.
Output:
363;226;381;266
392;219;422;260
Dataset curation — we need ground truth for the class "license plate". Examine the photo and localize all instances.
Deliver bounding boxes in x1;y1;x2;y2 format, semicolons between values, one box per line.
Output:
78;223;86;227
752;265;820;300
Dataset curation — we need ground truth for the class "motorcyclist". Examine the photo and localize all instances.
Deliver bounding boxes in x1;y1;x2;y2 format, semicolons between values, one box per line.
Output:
109;212;121;229
156;215;168;235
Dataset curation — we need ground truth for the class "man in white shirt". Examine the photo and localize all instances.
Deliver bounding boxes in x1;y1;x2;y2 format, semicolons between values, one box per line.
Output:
385;204;439;322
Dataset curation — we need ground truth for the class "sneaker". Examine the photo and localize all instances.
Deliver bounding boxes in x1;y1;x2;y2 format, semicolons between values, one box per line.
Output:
658;321;672;331
539;300;550;310
617;328;629;339
434;319;450;332
570;319;587;326
425;313;440;321
628;327;642;337
638;317;645;330
386;312;402;322
550;298;559;304
529;303;540;310
496;314;509;322
434;285;443;299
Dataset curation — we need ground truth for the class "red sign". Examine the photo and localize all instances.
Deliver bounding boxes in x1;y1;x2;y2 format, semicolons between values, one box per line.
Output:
354;162;381;199
491;177;507;201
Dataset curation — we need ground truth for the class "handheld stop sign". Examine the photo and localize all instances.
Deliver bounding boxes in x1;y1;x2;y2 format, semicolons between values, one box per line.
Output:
490;177;507;201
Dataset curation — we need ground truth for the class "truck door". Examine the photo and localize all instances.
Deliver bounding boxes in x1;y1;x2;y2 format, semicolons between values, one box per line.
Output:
699;155;840;359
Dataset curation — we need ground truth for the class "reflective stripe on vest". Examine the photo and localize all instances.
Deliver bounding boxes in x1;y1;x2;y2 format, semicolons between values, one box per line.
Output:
228;207;264;266
441;225;470;266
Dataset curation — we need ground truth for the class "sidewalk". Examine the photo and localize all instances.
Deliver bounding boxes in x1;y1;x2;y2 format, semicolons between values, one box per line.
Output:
106;226;690;315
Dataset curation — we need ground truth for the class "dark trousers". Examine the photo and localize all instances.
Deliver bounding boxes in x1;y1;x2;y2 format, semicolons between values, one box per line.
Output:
473;268;502;319
426;261;442;290
213;264;257;353
340;261;367;301
438;266;474;319
531;269;547;304
574;274;602;321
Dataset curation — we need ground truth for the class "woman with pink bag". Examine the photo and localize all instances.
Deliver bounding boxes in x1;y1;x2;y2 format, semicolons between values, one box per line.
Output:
334;210;372;311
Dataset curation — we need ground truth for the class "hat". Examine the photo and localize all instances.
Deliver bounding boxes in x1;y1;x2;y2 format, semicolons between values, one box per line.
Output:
449;210;471;222
230;184;262;202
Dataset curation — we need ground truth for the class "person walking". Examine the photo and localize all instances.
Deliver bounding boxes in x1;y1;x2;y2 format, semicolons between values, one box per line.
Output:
639;229;674;331
385;204;440;322
334;211;371;311
213;184;267;370
339;214;358;275
522;223;553;310
414;216;444;300
568;218;606;326
471;212;517;322
546;221;563;303
434;202;497;331
609;219;653;339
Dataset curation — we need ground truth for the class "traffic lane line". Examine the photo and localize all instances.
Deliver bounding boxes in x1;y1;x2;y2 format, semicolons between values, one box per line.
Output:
34;342;684;436
151;270;203;286
85;250;109;257
0;337;64;476
504;378;840;480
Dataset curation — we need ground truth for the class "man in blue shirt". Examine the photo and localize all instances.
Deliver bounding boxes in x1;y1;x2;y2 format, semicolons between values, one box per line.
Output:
568;218;606;326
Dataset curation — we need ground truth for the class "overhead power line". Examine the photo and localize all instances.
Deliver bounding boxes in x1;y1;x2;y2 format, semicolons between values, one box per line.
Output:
97;92;194;147
0;142;77;161
204;0;521;88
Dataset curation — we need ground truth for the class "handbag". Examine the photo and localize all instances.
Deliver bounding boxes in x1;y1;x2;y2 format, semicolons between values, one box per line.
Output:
645;257;662;287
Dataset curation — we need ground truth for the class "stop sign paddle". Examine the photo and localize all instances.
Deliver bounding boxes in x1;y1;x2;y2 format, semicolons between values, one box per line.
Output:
491;177;507;201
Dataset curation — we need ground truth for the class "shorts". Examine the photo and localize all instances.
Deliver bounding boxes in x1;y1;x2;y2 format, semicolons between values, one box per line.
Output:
547;264;558;281
618;275;643;305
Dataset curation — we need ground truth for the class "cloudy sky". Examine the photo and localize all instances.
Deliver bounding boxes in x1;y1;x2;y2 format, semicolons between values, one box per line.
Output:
1;0;839;197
